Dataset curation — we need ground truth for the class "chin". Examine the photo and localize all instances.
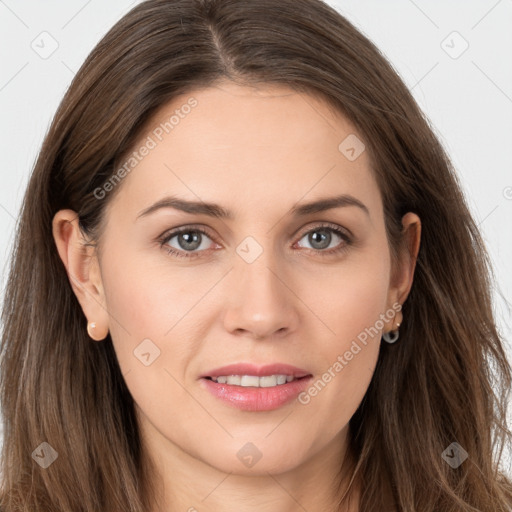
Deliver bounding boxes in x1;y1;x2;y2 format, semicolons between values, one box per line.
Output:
195;437;309;476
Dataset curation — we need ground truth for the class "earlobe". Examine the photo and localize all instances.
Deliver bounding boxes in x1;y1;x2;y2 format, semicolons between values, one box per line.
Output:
52;209;110;341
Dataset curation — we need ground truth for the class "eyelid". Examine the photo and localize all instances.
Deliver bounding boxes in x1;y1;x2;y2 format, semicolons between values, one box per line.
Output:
294;221;352;241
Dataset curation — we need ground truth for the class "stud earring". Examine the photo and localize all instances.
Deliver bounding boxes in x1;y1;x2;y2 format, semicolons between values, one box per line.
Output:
382;322;401;344
87;321;108;341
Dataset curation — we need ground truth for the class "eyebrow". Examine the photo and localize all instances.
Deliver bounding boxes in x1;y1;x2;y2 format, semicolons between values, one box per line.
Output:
136;194;370;220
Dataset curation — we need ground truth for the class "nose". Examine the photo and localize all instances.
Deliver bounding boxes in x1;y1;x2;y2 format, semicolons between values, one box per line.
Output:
222;250;300;340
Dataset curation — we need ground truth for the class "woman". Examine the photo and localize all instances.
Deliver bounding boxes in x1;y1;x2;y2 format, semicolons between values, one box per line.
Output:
1;0;511;510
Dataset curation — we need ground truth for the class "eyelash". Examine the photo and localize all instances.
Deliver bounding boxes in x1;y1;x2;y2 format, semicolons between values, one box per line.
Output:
157;222;353;260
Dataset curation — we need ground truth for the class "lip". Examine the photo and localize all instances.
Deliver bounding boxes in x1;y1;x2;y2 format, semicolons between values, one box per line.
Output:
199;363;313;412
200;376;313;411
200;363;311;379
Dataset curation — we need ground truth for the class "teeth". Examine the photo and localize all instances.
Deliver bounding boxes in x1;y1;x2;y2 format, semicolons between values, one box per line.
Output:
210;374;298;387
241;375;260;387
227;375;241;385
276;375;287;385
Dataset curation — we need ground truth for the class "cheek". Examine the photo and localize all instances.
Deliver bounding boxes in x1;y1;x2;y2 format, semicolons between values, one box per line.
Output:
99;250;181;371
103;266;164;334
99;248;219;388
313;244;391;346
331;269;389;342
299;247;390;429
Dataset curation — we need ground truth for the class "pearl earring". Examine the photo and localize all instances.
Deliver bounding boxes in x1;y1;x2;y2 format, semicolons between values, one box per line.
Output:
87;321;108;341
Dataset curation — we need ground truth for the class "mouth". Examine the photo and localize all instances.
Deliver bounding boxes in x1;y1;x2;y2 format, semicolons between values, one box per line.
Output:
203;374;310;387
199;363;313;411
200;362;311;381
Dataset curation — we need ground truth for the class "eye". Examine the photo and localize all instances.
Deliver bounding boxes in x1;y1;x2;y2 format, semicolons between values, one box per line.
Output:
294;223;352;256
158;226;218;259
158;222;352;259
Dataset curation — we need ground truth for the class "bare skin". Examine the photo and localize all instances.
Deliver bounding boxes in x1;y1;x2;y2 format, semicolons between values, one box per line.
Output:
53;81;421;512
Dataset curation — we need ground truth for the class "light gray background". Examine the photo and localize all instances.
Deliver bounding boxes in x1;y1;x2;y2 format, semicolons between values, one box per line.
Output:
1;0;511;472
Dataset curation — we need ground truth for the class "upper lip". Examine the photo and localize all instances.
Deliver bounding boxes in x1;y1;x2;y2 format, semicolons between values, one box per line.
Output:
200;363;312;379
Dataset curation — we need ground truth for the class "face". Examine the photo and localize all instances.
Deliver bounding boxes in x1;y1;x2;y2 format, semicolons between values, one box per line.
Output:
61;82;415;477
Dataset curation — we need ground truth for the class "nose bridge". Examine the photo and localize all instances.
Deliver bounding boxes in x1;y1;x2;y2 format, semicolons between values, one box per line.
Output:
235;234;286;308
222;233;298;338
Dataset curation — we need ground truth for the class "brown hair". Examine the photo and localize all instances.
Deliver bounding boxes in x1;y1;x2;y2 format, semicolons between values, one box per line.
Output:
1;0;511;510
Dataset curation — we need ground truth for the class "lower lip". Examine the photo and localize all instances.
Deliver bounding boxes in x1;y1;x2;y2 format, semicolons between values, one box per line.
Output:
200;376;313;411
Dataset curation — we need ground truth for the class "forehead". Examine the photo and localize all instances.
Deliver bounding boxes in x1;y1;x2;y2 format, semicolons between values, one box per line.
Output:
105;82;380;223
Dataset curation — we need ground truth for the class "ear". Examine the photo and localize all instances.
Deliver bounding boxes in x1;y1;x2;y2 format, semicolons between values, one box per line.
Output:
52;209;109;341
385;212;422;330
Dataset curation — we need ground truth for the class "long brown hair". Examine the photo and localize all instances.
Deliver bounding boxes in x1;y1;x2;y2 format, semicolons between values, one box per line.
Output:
1;0;511;510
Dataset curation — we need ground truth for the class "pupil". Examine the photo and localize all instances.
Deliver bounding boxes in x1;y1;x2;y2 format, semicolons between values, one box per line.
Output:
310;230;330;250
179;231;201;250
